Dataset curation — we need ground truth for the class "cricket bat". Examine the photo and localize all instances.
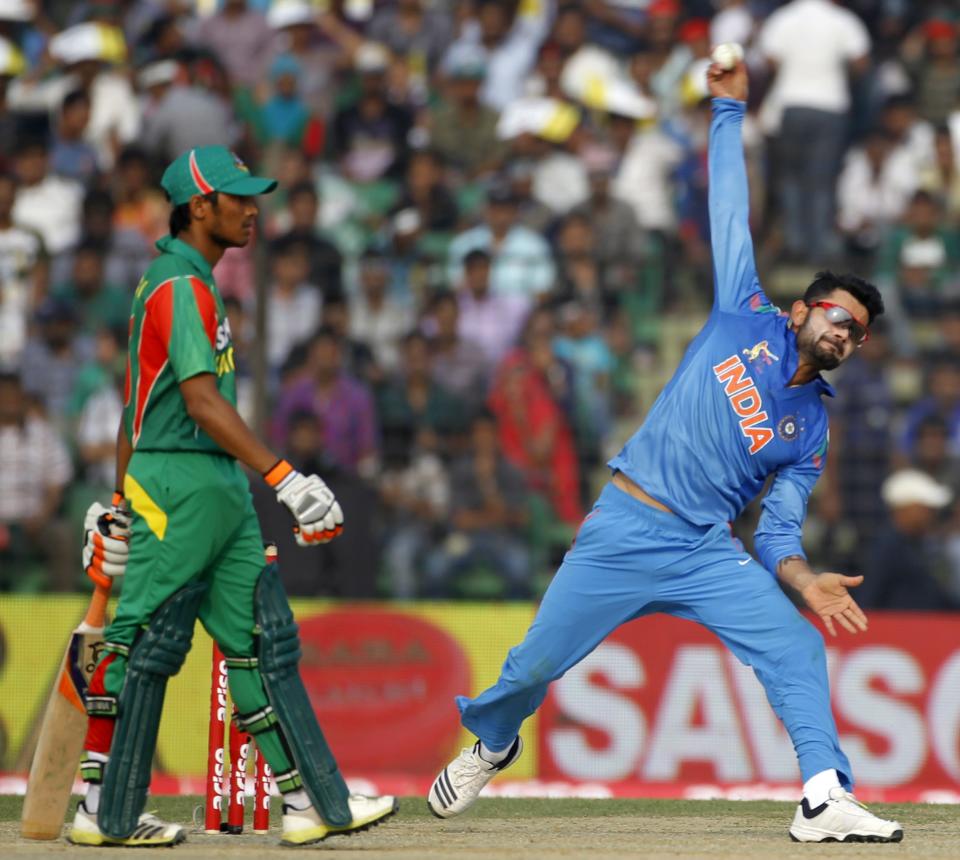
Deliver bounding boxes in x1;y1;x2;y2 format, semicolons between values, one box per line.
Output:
20;582;111;840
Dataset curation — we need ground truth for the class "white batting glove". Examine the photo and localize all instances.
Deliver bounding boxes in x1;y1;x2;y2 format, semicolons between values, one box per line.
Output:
265;460;344;546
82;493;131;586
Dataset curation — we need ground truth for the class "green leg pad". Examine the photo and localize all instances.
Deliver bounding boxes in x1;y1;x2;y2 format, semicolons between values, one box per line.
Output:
256;563;351;826
99;581;207;839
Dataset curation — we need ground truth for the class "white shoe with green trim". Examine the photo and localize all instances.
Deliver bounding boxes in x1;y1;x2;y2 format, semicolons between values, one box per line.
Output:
67;801;187;847
281;794;397;846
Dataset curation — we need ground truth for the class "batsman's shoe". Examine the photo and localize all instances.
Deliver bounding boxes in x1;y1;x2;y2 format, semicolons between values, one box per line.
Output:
280;794;398;846
67;801;187;847
789;788;903;843
428;736;523;818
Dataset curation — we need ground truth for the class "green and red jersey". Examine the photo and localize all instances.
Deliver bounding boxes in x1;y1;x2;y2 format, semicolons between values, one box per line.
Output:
123;235;236;453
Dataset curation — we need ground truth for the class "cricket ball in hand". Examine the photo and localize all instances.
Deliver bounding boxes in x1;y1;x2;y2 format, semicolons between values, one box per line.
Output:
711;43;744;71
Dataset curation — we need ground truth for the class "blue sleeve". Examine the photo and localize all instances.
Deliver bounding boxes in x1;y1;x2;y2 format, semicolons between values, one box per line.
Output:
753;432;828;575
709;98;768;315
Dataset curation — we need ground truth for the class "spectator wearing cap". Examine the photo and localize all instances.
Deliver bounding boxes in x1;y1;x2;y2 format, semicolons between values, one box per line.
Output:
447;180;556;301
0;171;46;370
907;19;960;127
196;0;271;89
759;0;871;262
11;136;84;256
427;42;506;179
242;53;323;157
608;91;683;235
20;297;94;423
49;89;98;183
441;0;553;112
10;22;141;170
138;59;241;161
266;0;340;119
330;41;413;182
0;370;74;590
859;468;958;610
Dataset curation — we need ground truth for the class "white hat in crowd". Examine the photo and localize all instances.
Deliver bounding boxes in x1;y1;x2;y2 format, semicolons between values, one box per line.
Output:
354;41;390;73
50;22;127;66
0;0;34;22
881;469;954;509
266;0;314;30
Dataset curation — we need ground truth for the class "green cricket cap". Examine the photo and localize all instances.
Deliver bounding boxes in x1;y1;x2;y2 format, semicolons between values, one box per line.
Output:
161;146;277;206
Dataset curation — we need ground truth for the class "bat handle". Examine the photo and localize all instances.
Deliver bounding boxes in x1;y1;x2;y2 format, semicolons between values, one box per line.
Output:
82;582;112;629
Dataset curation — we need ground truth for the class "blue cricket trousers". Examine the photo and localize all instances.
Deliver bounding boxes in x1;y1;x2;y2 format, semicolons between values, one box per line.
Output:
457;481;853;787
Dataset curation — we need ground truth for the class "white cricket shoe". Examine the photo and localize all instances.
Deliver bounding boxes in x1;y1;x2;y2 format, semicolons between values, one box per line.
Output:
428;736;523;818
281;794;397;846
67;801;187;847
789;787;903;843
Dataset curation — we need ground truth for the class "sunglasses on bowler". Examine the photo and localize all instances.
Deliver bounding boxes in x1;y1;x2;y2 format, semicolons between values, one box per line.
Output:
805;301;870;346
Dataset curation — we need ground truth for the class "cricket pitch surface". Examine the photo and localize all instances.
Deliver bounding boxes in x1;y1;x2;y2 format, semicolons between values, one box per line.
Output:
1;796;955;858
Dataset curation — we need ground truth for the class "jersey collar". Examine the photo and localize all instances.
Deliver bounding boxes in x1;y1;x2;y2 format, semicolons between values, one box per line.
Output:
156;235;214;282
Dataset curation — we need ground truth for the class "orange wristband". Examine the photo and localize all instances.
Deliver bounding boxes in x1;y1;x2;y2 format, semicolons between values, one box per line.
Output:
264;459;294;488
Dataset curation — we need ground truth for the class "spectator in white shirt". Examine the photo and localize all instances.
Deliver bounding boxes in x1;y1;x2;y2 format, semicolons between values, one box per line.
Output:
837;128;919;260
11;137;83;257
349;251;414;374
265;236;323;373
443;0;554;112
759;0;870;261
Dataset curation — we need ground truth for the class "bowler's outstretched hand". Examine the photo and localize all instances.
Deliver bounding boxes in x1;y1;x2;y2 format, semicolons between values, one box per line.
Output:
801;573;868;637
707;55;748;102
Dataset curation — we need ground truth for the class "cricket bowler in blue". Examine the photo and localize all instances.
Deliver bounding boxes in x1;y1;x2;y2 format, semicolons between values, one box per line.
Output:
428;57;904;844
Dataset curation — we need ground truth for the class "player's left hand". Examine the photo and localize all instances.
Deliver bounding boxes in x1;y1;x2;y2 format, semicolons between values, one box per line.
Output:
82;494;131;588
801;572;868;637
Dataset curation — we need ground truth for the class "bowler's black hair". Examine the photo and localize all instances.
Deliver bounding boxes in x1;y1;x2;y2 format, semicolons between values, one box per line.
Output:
803;270;885;324
168;190;218;237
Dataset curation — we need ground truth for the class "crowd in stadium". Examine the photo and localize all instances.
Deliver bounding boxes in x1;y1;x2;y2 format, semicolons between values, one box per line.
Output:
1;0;960;608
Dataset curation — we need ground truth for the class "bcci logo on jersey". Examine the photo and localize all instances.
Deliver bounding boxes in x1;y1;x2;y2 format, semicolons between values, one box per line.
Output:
712;353;774;454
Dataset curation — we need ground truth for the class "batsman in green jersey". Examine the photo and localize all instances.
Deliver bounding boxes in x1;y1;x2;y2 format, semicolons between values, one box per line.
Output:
70;147;397;848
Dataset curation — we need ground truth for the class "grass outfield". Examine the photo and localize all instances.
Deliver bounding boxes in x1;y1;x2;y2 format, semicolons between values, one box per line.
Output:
1;795;955;858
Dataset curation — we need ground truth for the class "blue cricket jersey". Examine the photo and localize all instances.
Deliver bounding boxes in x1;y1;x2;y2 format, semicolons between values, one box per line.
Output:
608;98;832;576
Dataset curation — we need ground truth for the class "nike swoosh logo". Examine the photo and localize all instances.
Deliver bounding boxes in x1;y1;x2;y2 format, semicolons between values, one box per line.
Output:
738;558;751;566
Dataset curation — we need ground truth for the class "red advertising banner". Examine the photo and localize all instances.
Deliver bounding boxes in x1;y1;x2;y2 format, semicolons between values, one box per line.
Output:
537;613;960;802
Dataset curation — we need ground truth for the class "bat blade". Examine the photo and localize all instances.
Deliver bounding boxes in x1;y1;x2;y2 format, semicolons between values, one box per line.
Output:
20;585;110;840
